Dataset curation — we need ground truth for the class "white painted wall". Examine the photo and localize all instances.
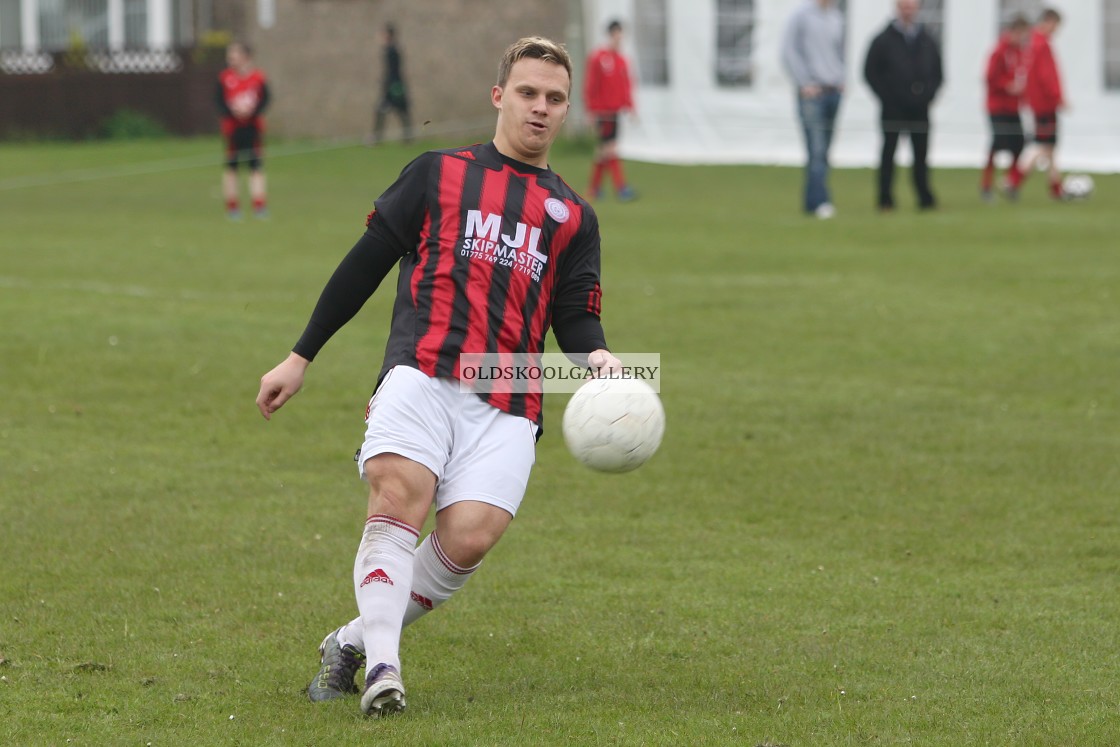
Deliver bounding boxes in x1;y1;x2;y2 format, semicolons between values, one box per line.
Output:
584;0;1120;172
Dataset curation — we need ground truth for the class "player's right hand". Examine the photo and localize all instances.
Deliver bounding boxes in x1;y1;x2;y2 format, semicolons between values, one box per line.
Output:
256;353;311;420
230;97;255;119
588;348;623;377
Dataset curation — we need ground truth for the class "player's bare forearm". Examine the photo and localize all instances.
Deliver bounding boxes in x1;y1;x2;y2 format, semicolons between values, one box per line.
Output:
256;352;311;420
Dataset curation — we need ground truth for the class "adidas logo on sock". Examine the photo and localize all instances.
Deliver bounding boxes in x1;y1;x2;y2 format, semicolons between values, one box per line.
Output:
360;568;394;587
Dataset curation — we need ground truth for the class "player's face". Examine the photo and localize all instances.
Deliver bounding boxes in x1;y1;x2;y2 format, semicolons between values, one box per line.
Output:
227;45;246;69
492;58;570;168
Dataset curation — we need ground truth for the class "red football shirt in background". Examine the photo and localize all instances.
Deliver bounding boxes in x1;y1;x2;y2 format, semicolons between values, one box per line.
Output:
218;67;268;136
985;33;1026;115
1025;30;1063;114
583;48;634;115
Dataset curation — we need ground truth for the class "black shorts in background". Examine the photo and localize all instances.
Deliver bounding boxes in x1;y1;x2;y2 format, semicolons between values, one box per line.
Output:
225;125;263;170
988;113;1025;154
1033;111;1058;146
594;114;620;143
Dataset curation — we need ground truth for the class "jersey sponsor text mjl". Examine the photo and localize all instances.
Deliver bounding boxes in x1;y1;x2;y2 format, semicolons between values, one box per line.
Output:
461;209;547;282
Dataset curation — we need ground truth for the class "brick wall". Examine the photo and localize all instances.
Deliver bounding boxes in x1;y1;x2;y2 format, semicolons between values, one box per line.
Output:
245;0;570;140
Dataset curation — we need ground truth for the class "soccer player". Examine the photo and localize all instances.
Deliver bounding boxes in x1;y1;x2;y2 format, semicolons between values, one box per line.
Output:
1014;8;1065;200
255;36;621;717
584;20;637;201
371;24;412;145
863;0;943;211
781;0;846;219
981;15;1030;202
216;42;270;220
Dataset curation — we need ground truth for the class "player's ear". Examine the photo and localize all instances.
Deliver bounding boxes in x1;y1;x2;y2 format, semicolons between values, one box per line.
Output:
491;85;503;110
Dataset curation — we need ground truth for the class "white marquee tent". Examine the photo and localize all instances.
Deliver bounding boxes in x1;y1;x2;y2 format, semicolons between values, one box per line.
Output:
582;0;1120;172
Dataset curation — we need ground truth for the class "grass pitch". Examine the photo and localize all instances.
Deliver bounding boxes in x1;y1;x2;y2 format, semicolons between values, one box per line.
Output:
1;138;1119;745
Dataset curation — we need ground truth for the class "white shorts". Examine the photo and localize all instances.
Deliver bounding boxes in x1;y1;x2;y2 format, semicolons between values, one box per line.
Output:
357;365;538;517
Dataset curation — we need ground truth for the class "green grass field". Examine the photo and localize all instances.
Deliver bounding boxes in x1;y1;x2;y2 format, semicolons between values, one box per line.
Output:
2;137;1118;745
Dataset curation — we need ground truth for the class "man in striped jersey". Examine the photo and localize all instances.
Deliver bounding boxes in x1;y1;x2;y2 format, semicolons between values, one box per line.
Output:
255;36;620;717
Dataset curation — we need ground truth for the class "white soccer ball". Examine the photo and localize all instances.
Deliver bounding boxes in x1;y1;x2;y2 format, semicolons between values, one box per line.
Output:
1061;174;1094;200
562;376;665;473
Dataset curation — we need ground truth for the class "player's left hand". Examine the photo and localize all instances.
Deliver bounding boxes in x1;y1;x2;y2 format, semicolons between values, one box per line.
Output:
588;348;623;377
256;353;310;420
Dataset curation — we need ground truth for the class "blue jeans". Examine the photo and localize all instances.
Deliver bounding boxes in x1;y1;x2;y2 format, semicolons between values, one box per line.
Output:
797;90;842;213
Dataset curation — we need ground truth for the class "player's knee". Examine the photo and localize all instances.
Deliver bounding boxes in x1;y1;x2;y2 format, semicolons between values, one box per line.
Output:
436;507;510;565
440;528;498;568
366;485;413;522
363;456;433;521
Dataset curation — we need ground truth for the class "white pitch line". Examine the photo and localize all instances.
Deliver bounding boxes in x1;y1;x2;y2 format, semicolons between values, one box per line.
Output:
0;271;845;305
0;118;495;192
612;274;844;288
0;275;302;304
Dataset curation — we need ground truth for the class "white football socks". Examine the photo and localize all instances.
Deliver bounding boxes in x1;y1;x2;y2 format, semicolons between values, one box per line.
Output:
353;514;419;672
337;531;480;651
403;531;480;625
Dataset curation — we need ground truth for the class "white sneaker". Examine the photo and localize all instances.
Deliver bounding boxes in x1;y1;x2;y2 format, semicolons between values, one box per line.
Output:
360;663;406;717
814;203;836;219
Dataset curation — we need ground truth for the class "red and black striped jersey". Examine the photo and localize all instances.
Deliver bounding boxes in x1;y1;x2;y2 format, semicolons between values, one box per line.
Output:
373;141;603;425
216;67;269;135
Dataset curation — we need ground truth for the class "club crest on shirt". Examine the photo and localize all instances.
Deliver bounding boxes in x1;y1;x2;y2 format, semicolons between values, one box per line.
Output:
461;209;548;282
544;197;570;224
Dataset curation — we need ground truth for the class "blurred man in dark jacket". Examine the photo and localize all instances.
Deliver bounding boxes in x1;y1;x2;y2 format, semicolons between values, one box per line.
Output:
864;0;943;211
372;24;412;145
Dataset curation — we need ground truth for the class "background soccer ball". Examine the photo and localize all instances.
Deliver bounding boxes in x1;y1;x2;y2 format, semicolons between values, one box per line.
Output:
1061;174;1095;200
562;376;665;473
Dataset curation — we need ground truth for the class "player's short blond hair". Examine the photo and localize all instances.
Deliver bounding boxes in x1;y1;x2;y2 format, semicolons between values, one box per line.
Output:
497;37;573;92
